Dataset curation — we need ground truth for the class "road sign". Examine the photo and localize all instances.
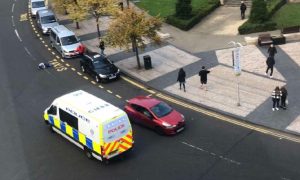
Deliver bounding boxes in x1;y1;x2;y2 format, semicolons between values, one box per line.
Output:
233;47;241;75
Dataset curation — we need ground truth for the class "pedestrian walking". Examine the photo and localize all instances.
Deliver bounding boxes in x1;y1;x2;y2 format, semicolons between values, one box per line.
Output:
280;86;288;109
99;39;105;55
177;68;186;92
240;1;247;19
265;56;275;78
268;44;277;58
271;86;282;111
198;66;210;91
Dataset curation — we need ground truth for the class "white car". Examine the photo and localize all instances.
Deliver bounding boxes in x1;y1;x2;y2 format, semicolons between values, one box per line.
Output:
30;0;47;17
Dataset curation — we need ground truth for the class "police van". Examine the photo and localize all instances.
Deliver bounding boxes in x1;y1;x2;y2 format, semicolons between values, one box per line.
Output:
43;90;133;161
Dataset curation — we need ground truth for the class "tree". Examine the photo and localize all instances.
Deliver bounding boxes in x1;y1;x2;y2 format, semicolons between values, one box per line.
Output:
105;8;162;69
249;0;268;23
66;0;88;29
175;0;192;19
52;0;74;15
81;0;120;38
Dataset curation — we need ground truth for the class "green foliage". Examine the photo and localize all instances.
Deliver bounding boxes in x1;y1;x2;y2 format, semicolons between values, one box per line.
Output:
249;0;268;23
266;0;286;19
175;0;192;19
238;21;277;34
166;0;219;30
238;0;285;34
272;3;300;28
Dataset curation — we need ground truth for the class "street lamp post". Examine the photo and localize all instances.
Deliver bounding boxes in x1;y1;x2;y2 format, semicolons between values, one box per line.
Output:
228;41;243;106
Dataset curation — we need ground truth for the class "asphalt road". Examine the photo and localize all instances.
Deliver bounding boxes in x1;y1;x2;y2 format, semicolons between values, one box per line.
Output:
1;0;300;180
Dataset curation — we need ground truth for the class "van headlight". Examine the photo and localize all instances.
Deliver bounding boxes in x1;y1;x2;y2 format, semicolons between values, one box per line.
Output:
162;121;176;129
42;28;48;33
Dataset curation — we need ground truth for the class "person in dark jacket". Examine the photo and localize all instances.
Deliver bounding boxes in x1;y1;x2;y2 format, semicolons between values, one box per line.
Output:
268;44;277;58
271;86;282;111
265;56;275;78
199;66;210;91
240;1;247;19
280;86;288;109
99;39;105;55
177;68;186;92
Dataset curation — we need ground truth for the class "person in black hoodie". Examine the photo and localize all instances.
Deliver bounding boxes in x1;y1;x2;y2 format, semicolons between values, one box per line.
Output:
280;86;288;109
268;44;277;58
265;56;275;78
177;68;186;92
240;1;247;19
199;66;210;91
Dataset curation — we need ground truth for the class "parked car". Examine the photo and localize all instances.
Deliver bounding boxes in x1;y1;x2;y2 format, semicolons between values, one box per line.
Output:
30;0;47;17
50;25;84;58
80;52;120;83
36;9;59;34
124;96;185;135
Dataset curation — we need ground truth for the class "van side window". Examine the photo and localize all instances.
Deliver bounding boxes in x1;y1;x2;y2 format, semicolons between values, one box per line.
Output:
56;37;60;44
48;105;57;115
59;109;78;130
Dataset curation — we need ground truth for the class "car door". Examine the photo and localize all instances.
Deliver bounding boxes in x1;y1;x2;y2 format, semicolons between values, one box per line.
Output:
87;60;96;76
130;104;155;128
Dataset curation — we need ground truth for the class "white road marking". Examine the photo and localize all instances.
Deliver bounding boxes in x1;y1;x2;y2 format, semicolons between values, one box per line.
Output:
181;141;241;165
11;16;15;26
12;3;15;13
14;29;22;42
24;47;36;61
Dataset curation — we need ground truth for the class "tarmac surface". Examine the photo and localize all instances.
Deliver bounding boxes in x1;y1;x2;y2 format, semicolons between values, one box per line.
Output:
55;2;300;136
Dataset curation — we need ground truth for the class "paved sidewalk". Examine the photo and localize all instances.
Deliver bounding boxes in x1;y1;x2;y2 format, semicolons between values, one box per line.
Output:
53;3;300;135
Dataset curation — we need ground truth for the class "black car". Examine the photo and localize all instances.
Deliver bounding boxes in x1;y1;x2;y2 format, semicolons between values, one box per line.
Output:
80;53;120;83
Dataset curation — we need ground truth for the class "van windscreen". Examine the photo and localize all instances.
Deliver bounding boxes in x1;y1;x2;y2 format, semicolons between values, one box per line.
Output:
41;15;56;24
32;1;45;8
103;115;130;143
61;35;78;46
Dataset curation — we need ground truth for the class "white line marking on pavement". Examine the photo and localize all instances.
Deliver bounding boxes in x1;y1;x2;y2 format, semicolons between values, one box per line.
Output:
11;16;15;26
147;94;153;97
14;29;22;42
181;141;241;165
12;3;15;13
24;47;36;61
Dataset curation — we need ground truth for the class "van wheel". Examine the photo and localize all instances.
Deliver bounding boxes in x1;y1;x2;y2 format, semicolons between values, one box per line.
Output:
95;75;101;83
155;126;164;135
84;148;93;159
81;65;86;73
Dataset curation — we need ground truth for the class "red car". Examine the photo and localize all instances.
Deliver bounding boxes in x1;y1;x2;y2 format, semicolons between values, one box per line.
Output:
124;96;185;135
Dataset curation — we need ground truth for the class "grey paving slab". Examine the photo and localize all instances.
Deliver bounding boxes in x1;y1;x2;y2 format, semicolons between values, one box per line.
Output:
115;45;200;82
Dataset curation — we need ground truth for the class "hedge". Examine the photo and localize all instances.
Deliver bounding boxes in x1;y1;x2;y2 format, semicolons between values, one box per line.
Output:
238;21;277;34
166;1;220;31
238;0;286;34
266;0;287;19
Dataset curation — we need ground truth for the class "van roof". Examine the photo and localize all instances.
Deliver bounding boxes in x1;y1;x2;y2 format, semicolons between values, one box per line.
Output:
37;9;54;17
53;90;125;124
31;0;45;2
51;25;74;38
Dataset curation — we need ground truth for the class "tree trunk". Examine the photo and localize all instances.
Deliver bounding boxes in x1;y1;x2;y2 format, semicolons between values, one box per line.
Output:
96;16;101;38
133;38;141;69
76;21;80;29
